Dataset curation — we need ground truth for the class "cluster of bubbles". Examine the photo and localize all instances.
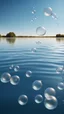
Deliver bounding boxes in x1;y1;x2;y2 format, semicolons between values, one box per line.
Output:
9;65;20;72
31;7;37;22
44;7;58;20
0;72;20;85
44;87;58;110
56;65;64;91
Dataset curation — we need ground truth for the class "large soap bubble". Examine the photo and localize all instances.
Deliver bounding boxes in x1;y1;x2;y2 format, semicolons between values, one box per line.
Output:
32;80;42;90
1;72;11;83
18;95;28;105
44;96;58;110
10;75;20;85
44;88;56;100
57;82;64;90
44;7;52;16
35;94;43;104
26;70;32;78
36;27;46;36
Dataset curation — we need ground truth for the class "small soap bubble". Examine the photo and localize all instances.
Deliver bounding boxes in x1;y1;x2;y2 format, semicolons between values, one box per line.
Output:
52;13;57;20
9;65;14;70
32;80;42;91
56;67;63;74
44;88;56;100
31;48;37;53
35;94;43;104
1;72;11;83
44;96;58;110
26;70;32;77
57;82;64;90
10;75;20;85
18;95;28;105
44;7;52;16
36;27;46;36
14;65;20;72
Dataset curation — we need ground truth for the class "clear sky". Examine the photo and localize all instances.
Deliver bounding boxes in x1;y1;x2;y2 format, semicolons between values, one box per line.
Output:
0;0;64;36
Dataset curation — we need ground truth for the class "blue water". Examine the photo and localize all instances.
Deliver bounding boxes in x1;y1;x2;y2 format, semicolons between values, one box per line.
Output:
0;38;64;114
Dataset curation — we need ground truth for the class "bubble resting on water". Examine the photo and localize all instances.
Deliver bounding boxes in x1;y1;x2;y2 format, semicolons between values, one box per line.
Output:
10;75;20;85
18;95;28;105
1;72;11;83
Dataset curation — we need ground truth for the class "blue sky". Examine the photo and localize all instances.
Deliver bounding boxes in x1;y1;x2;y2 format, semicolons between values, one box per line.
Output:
0;0;64;36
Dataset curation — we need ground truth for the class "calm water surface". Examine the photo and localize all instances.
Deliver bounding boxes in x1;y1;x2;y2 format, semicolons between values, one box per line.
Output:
0;37;64;114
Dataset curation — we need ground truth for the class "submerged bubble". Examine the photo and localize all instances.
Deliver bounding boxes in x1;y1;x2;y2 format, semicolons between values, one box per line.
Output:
32;80;42;90
44;7;52;16
36;27;46;36
18;95;28;105
10;75;20;85
14;65;20;72
44;88;56;100
35;94;43;104
1;72;11;83
26;70;32;77
44;96;58;110
57;82;64;90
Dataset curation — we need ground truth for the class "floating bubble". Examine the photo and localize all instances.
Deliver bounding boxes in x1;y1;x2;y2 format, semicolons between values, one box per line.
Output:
14;65;20;72
56;67;63;74
57;82;64;90
31;48;37;53
32;10;36;14
9;64;14;70
44;88;56;100
44;7;52;16
18;95;28;105
52;13;57;20
1;72;11;83
35;94;43;104
32;80;42;90
36;27;46;36
10;75;20;85
26;70;32;78
44;96;58;110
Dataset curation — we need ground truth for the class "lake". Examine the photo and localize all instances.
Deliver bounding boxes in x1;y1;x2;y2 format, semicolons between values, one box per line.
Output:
0;37;64;114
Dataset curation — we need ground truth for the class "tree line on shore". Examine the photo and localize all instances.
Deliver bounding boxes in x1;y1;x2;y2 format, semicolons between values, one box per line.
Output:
0;32;64;37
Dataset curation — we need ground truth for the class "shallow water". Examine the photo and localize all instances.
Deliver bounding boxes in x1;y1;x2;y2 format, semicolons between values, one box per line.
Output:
0;37;64;114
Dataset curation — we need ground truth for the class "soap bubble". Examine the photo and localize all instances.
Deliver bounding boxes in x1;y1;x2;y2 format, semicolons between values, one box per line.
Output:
14;65;20;72
36;41;41;44
44;88;56;100
57;82;64;90
9;64;14;70
56;67;63;74
32;10;36;14
10;75;20;85
44;7;52;16
1;72;11;83
44;96;58;110
36;27;46;36
18;95;28;105
52;13;57;20
31;48;37;53
35;94;43;104
32;80;42;90
26;70;32;78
